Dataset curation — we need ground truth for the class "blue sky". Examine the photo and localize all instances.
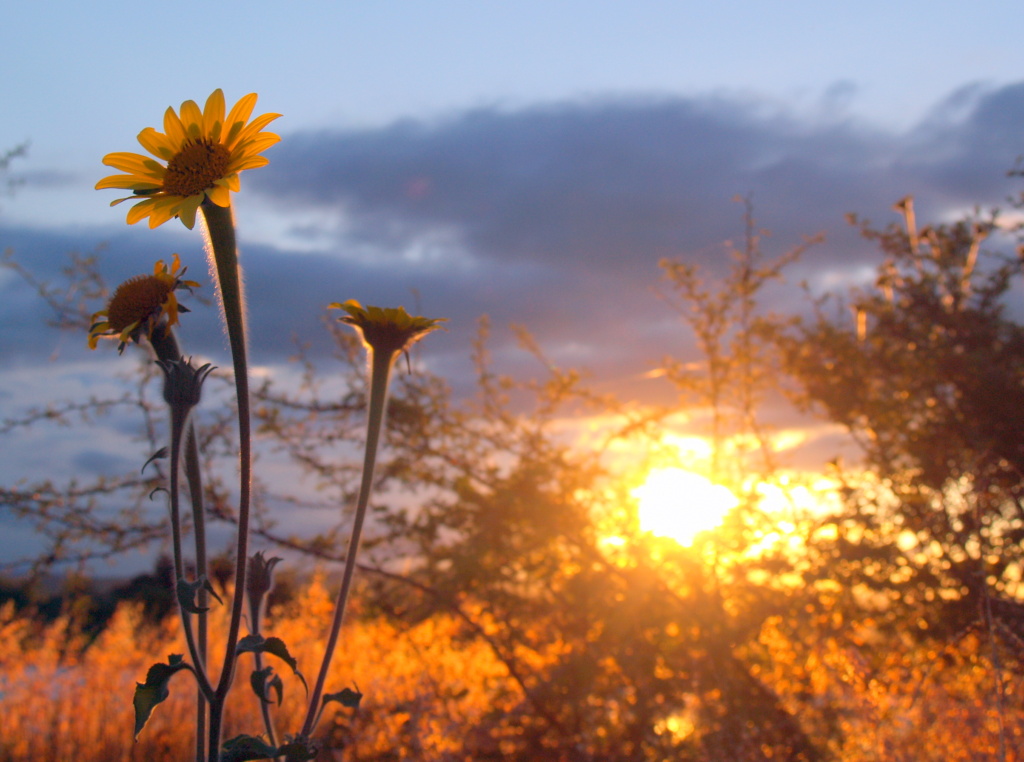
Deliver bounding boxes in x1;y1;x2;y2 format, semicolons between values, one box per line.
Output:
3;1;1024;573
6;1;1024;194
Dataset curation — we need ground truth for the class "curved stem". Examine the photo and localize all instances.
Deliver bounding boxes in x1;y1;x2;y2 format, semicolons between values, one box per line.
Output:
200;200;253;762
150;327;215;711
185;425;210;762
167;389;217;701
247;586;279;750
300;347;396;737
151;325;211;762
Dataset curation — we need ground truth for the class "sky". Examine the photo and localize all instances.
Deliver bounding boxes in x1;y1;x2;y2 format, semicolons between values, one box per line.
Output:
3;0;1024;574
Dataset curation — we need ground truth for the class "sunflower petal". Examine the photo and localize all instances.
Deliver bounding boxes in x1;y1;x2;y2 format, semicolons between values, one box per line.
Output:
226;93;259;131
126;197;159;226
137;128;176;161
234;133;280;159
179;99;204;140
215;173;242;192
102;151;161;174
231;155;271;173
164;294;181;326
96;174;160;191
203;89;226;140
205;184;231;207
226;115;281;151
163;106;187;147
177;195;204;229
149;195;178;223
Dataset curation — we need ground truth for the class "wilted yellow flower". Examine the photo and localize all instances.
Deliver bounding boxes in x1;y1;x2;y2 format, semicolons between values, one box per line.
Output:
89;254;199;352
329;300;446;357
96;89;280;229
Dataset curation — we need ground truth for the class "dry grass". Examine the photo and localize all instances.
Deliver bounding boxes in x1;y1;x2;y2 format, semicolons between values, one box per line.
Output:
0;574;509;762
2;575;1023;761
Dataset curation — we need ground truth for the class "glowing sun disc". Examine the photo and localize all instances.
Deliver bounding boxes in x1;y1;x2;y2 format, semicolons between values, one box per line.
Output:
632;468;739;545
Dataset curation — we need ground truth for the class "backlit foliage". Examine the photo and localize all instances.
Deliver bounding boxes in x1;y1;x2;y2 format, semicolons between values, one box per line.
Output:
0;578;510;761
4;181;1024;758
1;579;1022;760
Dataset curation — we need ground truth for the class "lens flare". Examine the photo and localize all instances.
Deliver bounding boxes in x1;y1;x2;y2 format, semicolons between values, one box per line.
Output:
632;467;739;545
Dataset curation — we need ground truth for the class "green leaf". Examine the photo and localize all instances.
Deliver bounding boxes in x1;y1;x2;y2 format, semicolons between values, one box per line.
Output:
250;665;284;706
278;737;319;761
220;734;279;762
177;575;223;614
132;654;191;740
236;634;307;693
323;685;363;710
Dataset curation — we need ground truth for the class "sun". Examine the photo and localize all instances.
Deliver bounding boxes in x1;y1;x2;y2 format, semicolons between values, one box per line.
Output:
631;467;739;545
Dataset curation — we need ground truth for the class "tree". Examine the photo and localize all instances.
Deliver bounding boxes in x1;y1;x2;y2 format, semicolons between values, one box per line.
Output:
774;198;1024;758
361;203;828;760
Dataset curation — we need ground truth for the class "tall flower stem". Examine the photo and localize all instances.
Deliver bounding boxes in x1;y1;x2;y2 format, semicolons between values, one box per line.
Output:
246;552;282;751
160;360;216;707
151;325;212;762
185;424;210;762
200;199;253;762
300;346;397;737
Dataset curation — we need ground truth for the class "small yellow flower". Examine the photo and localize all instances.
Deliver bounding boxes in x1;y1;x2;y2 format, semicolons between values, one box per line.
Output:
89;254;200;353
329;300;446;357
96;89;280;229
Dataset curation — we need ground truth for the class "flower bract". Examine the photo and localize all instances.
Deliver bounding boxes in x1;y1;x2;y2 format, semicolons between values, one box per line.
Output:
246;551;283;612
89;254;200;352
96;89;280;229
155;356;216;410
329;300;446;357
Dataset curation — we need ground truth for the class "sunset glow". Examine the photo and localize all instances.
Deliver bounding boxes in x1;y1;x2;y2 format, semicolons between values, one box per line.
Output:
632;467;740;545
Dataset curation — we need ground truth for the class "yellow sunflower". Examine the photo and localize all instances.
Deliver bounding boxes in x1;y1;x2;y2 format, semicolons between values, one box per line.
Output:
89;254;200;353
96;89;280;229
329;300;446;357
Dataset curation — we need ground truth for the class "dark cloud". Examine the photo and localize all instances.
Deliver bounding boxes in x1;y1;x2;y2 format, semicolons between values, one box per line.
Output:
250;84;1024;383
2;83;1024;573
4;83;1023;392
255;86;1021;272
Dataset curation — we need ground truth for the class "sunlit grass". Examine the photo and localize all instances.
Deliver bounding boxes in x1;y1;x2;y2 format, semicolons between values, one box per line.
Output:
2;572;1019;761
0;575;510;761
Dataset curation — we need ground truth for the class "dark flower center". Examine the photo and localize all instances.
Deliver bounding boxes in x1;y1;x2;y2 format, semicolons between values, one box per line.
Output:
107;276;173;331
162;139;232;197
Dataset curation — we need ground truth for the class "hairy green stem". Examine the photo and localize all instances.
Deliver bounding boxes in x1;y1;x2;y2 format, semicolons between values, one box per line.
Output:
200;200;253;762
300;346;397;737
